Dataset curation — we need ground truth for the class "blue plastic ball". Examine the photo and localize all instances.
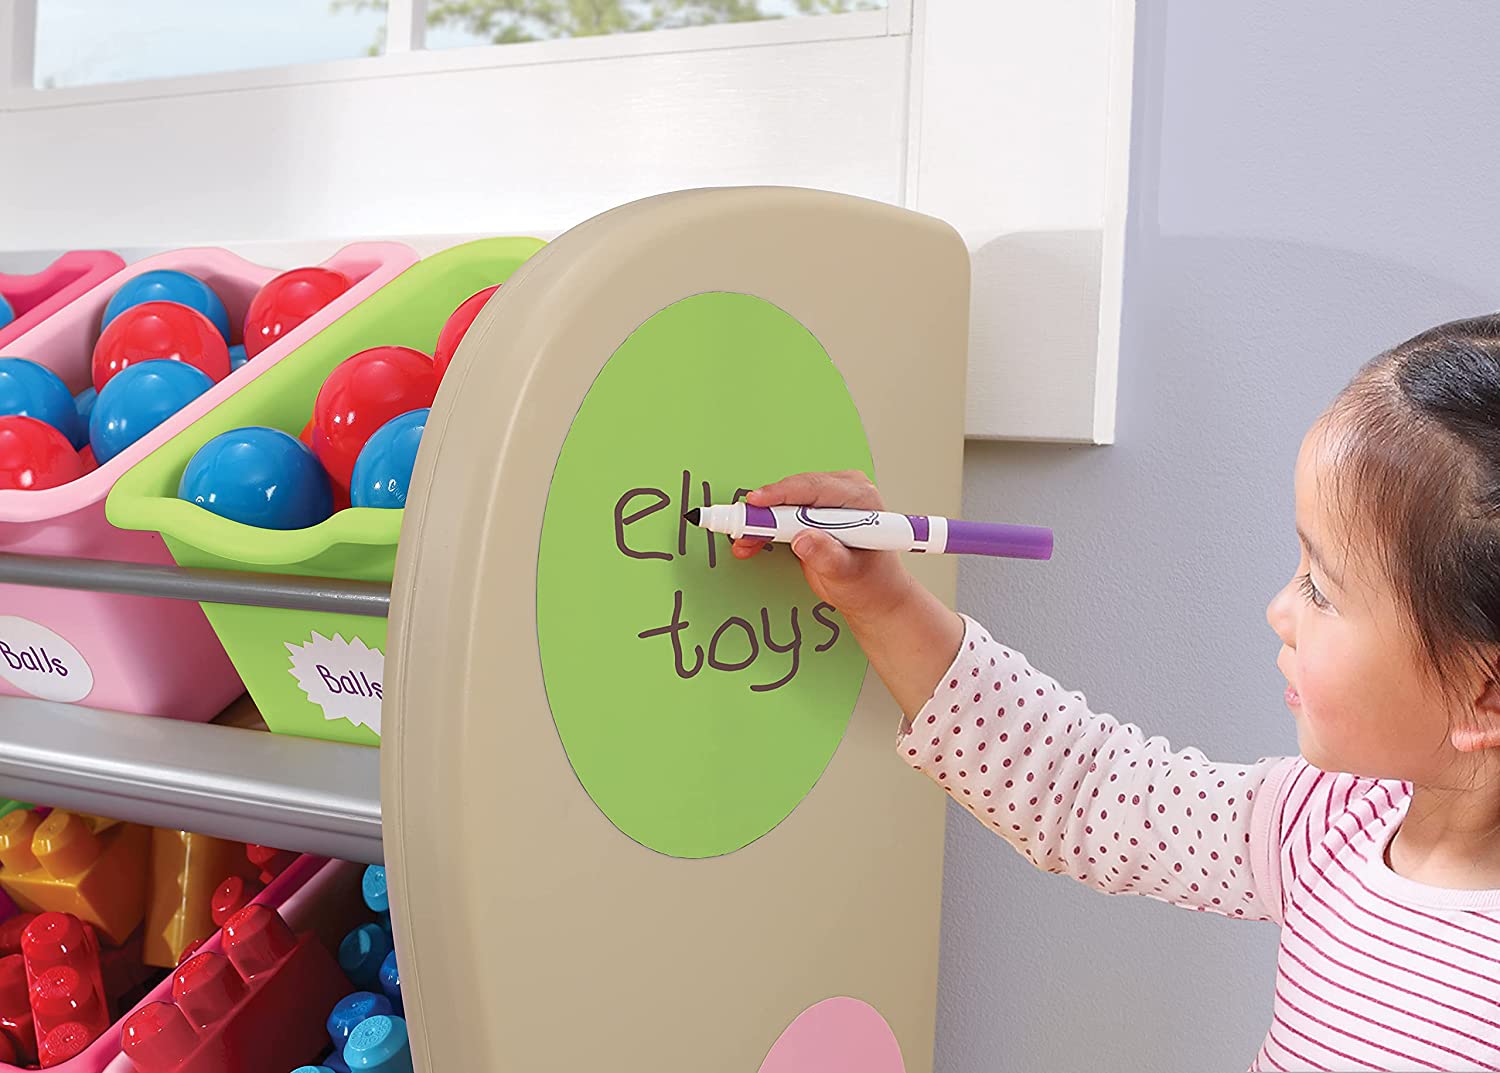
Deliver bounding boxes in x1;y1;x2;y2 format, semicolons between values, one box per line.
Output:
350;409;426;509
229;343;248;371
74;386;97;427
178;426;333;530
0;357;85;448
89;360;214;465
0;293;13;331
101;269;231;343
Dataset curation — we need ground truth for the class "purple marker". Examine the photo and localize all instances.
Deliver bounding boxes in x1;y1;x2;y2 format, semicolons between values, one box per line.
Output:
684;503;1052;560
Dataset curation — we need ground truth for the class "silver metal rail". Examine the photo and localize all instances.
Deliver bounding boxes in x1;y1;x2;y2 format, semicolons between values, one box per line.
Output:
0;697;384;864
0;553;391;616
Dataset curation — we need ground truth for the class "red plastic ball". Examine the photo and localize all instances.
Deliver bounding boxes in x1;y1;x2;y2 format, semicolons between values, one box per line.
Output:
244;267;352;358
433;285;500;381
92;301;230;393
0;416;85;490
312;346;438;492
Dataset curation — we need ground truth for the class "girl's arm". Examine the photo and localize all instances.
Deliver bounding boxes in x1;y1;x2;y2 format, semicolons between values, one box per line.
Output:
738;472;1298;922
903;613;1297;920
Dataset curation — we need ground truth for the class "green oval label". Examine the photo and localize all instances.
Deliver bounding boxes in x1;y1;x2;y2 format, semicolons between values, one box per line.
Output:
537;292;873;859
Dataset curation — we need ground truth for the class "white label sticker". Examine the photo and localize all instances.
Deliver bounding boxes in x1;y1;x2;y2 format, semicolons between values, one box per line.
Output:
285;632;384;734
0;616;94;703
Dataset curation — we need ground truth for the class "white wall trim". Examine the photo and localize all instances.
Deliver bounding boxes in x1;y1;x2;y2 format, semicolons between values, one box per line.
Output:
0;0;36;90
1091;0;1137;445
384;0;429;54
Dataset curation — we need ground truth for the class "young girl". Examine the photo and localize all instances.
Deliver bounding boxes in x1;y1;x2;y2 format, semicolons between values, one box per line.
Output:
734;316;1500;1073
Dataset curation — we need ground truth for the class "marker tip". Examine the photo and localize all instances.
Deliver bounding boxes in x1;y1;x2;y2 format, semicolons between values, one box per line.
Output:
683;509;701;525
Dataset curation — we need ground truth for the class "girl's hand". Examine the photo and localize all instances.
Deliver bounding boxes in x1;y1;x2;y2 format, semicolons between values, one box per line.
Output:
733;470;918;629
735;470;965;718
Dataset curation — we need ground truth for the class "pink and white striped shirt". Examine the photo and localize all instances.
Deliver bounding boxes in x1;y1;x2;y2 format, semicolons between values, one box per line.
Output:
901;615;1500;1072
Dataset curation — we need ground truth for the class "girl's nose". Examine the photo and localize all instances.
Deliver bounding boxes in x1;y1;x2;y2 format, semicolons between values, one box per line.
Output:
1266;582;1297;649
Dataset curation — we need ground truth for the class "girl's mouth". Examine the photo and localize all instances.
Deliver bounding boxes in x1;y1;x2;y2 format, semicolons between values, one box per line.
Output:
1285;685;1301;708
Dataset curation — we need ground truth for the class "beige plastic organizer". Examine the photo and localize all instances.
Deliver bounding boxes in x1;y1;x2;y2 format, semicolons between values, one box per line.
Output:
381;188;969;1072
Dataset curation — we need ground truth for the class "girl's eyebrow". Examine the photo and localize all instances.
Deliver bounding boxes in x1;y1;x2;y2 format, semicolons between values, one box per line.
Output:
1297;526;1344;588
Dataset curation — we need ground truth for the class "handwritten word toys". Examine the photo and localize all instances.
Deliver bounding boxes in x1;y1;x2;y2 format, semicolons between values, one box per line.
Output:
243;268;350;359
0;809;149;945
432;285;500;380
614;469;845;693
143;830;258;970
101;271;232;345
0;359;85;449
0;416;85;492
22;912;111;1065
178;427;334;530
119;903;348;1073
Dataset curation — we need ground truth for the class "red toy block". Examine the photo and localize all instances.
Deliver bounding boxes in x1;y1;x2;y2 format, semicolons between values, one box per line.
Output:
210;876;262;928
0;953;36;1066
244;846;297;886
119;904;347;1073
0;914;36;957
22;912;110;1066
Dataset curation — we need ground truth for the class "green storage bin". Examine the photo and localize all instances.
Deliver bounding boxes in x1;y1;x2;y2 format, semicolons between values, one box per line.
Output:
107;238;546;745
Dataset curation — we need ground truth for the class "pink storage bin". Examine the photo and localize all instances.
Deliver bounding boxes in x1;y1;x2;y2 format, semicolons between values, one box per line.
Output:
0;854;364;1073
0;253;125;350
0;244;417;720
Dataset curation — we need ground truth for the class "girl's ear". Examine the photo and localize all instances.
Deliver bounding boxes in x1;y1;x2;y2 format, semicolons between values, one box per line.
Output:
1453;678;1500;753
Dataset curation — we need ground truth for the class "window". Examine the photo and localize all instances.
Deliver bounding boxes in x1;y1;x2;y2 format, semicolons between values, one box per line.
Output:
414;0;887;51
24;0;888;90
32;0;386;88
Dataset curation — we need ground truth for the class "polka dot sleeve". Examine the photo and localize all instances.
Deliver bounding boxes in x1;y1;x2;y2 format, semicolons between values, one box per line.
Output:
897;614;1296;922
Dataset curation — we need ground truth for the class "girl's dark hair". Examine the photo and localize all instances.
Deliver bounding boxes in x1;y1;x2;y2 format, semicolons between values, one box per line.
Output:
1327;314;1500;695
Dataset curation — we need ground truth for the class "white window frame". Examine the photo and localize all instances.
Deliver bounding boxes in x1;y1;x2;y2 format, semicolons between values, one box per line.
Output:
0;0;911;107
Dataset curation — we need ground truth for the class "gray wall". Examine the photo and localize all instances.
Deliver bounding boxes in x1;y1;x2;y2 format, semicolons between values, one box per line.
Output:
937;4;1500;1070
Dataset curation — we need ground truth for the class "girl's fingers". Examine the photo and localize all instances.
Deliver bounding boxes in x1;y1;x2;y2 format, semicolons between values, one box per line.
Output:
732;537;770;557
745;470;881;511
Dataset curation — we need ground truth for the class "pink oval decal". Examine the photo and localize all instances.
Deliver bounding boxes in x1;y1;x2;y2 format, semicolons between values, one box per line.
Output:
757;997;905;1073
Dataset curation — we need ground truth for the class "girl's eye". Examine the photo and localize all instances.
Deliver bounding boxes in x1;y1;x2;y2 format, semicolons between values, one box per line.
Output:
1297;572;1330;610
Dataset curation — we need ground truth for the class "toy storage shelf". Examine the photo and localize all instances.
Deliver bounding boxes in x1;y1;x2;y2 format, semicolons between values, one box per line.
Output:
0;694;382;863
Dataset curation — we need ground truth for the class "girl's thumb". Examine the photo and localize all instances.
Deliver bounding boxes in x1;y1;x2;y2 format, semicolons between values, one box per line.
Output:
790;529;856;577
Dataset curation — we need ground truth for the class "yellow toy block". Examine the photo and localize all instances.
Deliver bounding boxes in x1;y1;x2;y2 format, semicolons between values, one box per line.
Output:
142;829;257;968
0;809;149;945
